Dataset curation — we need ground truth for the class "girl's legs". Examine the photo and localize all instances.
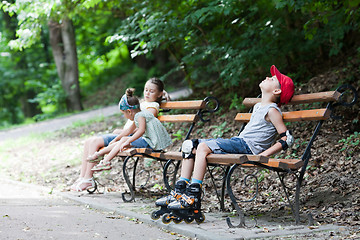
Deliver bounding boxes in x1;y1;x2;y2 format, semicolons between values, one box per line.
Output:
88;142;116;160
102;137;130;163
81;136;104;178
71;136;104;191
91;137;130;171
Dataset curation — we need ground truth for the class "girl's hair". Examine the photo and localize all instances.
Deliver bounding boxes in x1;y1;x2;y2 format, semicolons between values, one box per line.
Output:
147;77;165;103
125;88;140;106
147;77;164;92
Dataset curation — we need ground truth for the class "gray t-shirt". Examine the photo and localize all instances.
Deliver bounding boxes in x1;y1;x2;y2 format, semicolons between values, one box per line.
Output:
239;103;282;155
134;110;172;150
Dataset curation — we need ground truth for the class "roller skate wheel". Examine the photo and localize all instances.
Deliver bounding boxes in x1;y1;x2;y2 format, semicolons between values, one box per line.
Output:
162;213;171;224
195;213;205;224
173;217;182;224
151;211;160;220
184;216;194;224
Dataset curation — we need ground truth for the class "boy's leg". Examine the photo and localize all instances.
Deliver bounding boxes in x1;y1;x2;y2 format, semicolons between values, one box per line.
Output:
191;142;212;182
180;158;194;181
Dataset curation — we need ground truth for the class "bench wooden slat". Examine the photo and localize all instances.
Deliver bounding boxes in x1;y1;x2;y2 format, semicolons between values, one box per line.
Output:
117;148;137;157
268;158;304;170
243;91;340;107
241;158;303;170
207;154;269;165
206;154;248;165
160;100;205;110
161;153;269;166
135;148;153;155
235;108;331;122
158;114;198;122
246;155;269;163
163;151;183;160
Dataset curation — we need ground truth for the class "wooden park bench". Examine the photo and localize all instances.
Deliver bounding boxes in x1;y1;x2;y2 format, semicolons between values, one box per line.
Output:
115;97;220;202
161;84;357;227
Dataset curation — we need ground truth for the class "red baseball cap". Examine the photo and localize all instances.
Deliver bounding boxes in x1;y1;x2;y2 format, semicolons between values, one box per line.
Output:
270;65;294;105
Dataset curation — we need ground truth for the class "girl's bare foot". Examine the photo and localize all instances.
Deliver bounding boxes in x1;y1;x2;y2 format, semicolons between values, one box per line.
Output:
86;152;101;162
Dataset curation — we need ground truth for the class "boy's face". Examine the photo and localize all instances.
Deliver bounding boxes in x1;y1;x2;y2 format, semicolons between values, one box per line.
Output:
259;75;281;93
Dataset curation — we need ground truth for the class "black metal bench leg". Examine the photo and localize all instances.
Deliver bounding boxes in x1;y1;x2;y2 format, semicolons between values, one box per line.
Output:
277;171;302;224
132;157;139;191
122;156;137;202
225;164;246;228
207;165;229;211
220;166;230;211
163;159;181;192
294;181;301;224
225;164;259;228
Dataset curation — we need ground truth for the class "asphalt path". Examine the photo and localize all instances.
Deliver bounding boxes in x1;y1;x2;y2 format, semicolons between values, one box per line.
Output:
0;88;192;142
0;88;194;239
0;178;185;240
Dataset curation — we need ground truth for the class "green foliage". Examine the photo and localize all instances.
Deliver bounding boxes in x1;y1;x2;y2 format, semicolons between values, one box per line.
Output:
229;93;246;111
1;0;360;128
210;121;231;138
106;0;360;93
173;128;186;141
338;132;359;154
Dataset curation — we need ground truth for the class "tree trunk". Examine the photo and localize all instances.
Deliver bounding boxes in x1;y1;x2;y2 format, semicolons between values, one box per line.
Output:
48;18;83;112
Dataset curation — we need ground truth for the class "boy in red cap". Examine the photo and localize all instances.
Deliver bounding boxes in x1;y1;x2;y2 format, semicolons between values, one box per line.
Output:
155;65;295;224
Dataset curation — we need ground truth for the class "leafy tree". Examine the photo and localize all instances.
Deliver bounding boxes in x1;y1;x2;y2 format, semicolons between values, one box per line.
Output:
0;4;60;126
2;0;83;111
106;0;360;98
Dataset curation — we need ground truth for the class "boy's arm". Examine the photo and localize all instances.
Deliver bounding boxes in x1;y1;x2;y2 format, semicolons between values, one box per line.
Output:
259;108;288;157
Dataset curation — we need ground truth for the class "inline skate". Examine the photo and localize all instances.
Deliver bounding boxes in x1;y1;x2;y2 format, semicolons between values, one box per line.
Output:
151;180;187;220
162;182;205;224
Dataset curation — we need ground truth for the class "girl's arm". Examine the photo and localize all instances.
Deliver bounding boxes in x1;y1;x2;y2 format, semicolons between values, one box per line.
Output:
259;107;288;157
119;116;146;152
109;123;136;145
145;107;158;117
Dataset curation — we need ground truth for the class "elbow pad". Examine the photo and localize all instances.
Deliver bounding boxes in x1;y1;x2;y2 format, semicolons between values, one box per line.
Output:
279;130;294;150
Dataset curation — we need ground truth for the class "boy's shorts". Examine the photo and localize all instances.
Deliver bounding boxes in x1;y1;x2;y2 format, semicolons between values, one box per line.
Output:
102;134;117;147
200;137;252;154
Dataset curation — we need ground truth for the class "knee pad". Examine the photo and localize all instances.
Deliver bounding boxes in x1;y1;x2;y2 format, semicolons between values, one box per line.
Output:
181;139;199;159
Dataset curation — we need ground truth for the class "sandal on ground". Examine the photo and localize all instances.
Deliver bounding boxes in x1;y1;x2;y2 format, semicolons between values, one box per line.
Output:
87;152;101;163
72;178;95;192
91;160;112;172
70;178;83;191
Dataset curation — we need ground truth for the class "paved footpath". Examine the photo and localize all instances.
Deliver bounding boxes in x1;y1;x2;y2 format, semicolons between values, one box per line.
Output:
0;178;187;240
0;179;352;240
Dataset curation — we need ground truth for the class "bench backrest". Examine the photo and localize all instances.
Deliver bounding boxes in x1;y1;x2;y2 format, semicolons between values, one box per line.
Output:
158;97;219;140
234;85;357;173
158;100;206;123
235;91;340;123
